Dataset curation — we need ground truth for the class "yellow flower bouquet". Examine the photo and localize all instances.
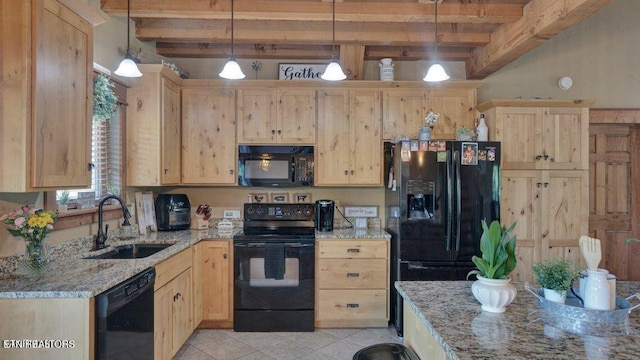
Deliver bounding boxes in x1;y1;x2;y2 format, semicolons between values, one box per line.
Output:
1;205;58;274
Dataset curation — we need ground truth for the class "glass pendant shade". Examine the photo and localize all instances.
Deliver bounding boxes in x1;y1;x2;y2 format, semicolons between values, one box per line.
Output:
321;60;347;81
219;57;246;79
423;63;449;82
114;55;142;77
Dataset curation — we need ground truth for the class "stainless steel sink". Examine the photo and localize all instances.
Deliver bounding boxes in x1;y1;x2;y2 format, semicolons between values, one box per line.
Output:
84;243;174;259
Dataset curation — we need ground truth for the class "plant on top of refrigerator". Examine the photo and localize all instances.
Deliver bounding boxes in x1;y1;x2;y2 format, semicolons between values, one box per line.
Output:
466;220;517;280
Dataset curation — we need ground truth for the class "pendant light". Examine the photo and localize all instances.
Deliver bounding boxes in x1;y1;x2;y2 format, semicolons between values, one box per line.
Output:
219;0;245;79
423;0;449;82
114;0;142;77
321;0;347;81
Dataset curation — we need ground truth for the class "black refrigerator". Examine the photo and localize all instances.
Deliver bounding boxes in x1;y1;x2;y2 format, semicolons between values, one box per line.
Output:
384;140;501;336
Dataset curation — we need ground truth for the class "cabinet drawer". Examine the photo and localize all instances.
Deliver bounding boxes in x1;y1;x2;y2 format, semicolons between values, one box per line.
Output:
155;248;192;289
317;259;387;289
317;289;387;321
318;240;388;259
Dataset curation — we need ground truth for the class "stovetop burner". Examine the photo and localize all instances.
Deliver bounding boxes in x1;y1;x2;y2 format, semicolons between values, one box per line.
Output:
235;203;316;241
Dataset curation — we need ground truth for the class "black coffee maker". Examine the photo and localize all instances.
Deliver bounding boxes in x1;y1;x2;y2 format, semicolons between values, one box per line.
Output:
315;200;335;232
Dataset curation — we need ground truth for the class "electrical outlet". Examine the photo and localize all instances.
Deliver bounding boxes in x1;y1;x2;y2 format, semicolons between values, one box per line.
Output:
355;218;368;229
224;210;241;219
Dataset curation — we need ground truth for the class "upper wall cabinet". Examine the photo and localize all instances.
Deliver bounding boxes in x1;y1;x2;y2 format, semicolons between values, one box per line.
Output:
182;88;237;185
382;87;476;141
316;89;382;186
237;89;316;144
127;65;182;186
479;100;594;170
0;0;103;191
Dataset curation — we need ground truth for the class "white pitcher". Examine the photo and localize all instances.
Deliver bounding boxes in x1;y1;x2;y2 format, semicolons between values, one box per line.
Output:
583;268;610;310
379;58;394;81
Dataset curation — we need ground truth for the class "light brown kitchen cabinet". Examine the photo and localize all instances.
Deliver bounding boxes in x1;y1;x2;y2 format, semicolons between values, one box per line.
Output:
502;169;589;283
479;100;593;170
154;248;193;360
316;89;382;186
382;90;427;140
181;88;237;185
199;240;233;328
237;88;316;144
127;65;182;186
0;0;102;191
382;87;476;141
315;239;390;328
428;88;475;140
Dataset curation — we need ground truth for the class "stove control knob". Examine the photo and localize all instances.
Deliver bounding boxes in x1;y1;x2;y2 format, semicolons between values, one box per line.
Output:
303;207;313;217
255;207;265;216
246;206;255;215
294;206;303;216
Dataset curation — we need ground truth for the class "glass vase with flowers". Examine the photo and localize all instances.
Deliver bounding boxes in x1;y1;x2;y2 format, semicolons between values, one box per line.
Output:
1;205;57;275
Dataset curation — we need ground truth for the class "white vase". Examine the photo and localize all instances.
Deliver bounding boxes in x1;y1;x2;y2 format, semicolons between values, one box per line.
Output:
583;268;610;310
471;275;517;313
543;288;566;304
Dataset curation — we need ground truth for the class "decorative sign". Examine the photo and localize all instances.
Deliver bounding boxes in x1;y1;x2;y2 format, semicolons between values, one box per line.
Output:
344;206;379;218
279;63;327;80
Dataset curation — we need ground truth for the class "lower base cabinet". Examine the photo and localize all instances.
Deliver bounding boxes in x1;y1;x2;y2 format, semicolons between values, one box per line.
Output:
315;238;390;328
154;248;193;360
403;299;448;360
198;239;233;328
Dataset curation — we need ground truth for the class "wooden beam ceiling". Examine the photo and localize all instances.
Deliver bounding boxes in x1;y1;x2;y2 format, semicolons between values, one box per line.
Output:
99;0;614;79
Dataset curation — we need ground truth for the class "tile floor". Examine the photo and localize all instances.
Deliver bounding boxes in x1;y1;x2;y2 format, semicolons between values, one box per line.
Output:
173;326;403;360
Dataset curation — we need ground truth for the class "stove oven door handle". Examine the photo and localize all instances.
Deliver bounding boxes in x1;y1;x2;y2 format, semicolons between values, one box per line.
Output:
234;242;314;248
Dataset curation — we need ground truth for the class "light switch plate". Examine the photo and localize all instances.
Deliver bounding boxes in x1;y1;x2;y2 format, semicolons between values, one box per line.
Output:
224;210;241;218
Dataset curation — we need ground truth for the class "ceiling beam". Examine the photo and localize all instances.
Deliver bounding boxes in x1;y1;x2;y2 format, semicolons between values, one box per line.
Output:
156;43;335;59
135;18;492;46
100;0;527;24
466;0;615;79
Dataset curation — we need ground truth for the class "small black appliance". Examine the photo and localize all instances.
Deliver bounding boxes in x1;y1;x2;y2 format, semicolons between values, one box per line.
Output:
315;200;335;232
155;194;191;231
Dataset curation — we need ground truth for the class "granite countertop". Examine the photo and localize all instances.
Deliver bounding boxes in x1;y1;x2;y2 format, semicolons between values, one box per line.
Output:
396;281;640;360
0;227;389;299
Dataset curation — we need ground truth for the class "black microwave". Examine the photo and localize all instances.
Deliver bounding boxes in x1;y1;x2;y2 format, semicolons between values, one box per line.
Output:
238;145;314;187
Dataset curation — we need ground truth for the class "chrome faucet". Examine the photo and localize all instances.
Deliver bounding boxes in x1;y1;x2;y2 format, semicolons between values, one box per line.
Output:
93;195;132;250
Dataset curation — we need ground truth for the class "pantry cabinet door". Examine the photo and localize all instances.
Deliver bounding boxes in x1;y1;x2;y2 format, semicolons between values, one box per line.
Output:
543;107;589;170
495;107;544;170
182;88;237;185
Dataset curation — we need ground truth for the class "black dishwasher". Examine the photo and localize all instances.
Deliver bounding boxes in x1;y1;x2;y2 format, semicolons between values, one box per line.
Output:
95;267;155;360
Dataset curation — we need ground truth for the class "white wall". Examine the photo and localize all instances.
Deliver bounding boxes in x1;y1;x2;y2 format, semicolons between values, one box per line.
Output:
478;0;640;108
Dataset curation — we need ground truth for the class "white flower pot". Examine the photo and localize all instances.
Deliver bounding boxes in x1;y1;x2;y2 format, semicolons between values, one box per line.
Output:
543;288;567;304
471;275;517;313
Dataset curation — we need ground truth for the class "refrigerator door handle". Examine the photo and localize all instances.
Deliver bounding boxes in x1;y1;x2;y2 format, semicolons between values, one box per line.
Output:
454;149;462;252
446;149;453;251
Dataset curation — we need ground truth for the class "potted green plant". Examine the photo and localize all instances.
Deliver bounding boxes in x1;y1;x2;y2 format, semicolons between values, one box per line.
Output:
467;219;518;313
56;190;70;212
531;258;579;304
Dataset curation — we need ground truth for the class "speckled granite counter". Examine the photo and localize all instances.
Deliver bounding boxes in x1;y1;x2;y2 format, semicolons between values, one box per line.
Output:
396;281;640;360
0;227;389;299
314;228;390;239
0;228;239;299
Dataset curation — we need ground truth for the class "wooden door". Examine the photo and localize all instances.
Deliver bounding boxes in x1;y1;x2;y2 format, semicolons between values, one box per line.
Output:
277;89;316;144
382;90;427;140
501;170;542;282
350;90;382;185
32;0;92;188
161;78;181;184
544;107;589;170
316;89;350;185
154;283;174;360
544;170;589;269
495;107;544;170
237;89;277;144
201;241;232;324
428;89;475;140
172;269;193;354
182;88;237;185
589;124;640;280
